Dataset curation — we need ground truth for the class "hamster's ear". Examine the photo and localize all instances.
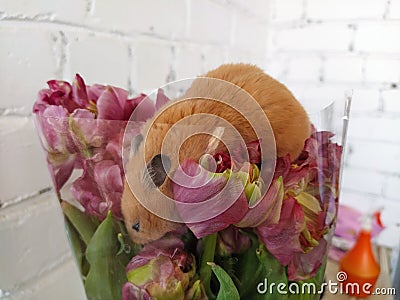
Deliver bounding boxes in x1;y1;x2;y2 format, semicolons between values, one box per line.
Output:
146;154;171;187
130;134;143;157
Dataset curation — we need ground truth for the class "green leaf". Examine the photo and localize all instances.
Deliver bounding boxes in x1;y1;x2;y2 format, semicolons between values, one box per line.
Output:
61;201;98;245
234;232;264;298
287;263;326;300
208;263;240;300
253;244;289;300
64;218;84;274
199;233;217;299
84;211;127;300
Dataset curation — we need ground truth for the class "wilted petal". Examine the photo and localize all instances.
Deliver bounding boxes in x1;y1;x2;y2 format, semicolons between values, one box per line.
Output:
69;108;103;150
213;152;232;173
70;158;124;220
155;88;170;110
105;131;123;166
47;79;72;97
287;238;327;281
39;105;74;153
71;170;104;219
185;280;207;300
173;160;249;238
129;95;156;122
123;94;147;120
125;234;195;299
72;74;89;108
51;154;76;192
126;235;184;273
47;80;79;113
295;136;319;168
33;89;52;113
93;160;124;219
113;86;129;107
257;197;305;266
94;160;123;191
122;282;152;300
97;87;124;120
71;108;95;119
231;139;262;166
70;161;101;213
245;139;261;164
87;84;106;101
147;278;184;300
236;177;284;228
311;130;335;145
216;226;251;256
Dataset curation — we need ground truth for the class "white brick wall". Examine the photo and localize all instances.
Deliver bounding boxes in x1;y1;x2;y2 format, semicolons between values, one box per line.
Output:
324;54;364;82
355;23;400;53
0;116;51;203
0;1;270;299
365;57;400;83
67;32;131;88
383;89;400;113
2;1;400;298
0;193;79;292
273;23;354;52
0;24;58;114
267;0;400;233
306;0;386;20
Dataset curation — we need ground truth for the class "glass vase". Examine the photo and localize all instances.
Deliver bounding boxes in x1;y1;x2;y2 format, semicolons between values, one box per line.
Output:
33;76;352;300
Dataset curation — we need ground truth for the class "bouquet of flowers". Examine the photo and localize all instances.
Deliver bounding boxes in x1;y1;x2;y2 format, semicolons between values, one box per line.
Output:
34;74;347;300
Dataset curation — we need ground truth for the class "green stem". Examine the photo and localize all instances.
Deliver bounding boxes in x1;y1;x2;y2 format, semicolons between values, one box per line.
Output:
200;233;218;299
61;201;98;246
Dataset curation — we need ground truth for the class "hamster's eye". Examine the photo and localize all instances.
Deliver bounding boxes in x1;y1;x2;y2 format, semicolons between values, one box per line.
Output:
145;154;171;188
132;222;140;232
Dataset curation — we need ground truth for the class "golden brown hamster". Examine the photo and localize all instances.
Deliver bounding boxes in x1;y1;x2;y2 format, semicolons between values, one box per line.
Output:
121;63;310;244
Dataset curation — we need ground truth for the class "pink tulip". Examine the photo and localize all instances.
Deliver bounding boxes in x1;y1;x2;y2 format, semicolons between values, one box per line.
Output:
33;74;170;220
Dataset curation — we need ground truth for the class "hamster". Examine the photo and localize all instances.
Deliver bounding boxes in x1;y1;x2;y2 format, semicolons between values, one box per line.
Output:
121;63;311;244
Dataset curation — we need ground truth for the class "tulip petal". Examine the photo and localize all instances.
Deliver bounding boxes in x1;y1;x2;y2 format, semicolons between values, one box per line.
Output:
129;95;156;122
123;94;147;120
97;87;124;120
173;160;249;238
126;235;185;273
122;282;152;300
72;74;89;108
236;177;284;228
257;197;305;266
71;159;124;220
287;238;327;281
155;88;169;110
125;234;195;299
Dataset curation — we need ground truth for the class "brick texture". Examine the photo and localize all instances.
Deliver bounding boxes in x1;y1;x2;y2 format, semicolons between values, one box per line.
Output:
0;1;271;299
268;0;400;236
2;1;400;299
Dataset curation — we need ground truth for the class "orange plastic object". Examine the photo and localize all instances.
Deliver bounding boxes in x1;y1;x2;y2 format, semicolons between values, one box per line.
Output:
339;230;380;298
373;211;383;228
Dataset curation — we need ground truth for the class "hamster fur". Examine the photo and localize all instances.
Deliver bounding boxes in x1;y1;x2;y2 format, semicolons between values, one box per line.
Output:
121;63;311;244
